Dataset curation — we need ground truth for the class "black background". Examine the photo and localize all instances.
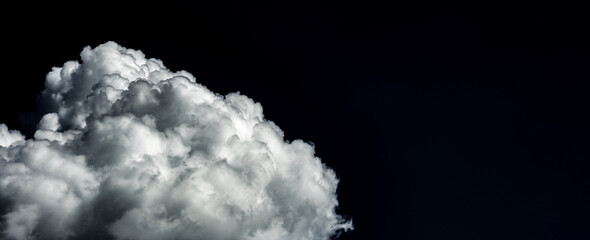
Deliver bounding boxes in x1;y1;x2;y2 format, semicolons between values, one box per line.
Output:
2;1;589;239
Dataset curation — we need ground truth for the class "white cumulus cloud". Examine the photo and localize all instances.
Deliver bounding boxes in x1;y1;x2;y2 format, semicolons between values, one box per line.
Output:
0;42;352;240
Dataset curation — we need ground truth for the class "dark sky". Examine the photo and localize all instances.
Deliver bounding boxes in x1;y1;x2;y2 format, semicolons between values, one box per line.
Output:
2;1;589;239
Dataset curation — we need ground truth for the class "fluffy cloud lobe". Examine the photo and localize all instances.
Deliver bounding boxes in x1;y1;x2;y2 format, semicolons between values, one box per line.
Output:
0;42;351;240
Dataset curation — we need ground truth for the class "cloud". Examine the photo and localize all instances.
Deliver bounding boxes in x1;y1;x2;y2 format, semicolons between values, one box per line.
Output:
0;42;352;240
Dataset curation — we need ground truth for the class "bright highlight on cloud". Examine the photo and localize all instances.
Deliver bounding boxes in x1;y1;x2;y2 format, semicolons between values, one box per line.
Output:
0;42;352;240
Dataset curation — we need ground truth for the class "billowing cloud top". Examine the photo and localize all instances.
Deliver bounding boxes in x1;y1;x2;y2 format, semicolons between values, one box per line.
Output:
0;42;352;240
